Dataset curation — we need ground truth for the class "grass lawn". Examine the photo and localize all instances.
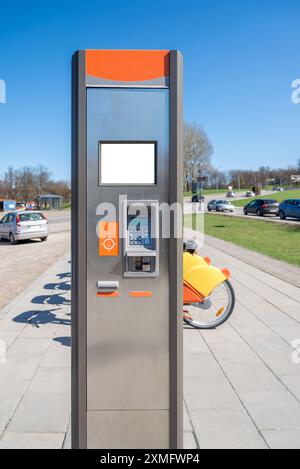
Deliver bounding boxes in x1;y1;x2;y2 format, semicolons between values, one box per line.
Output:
185;213;300;266
233;189;300;207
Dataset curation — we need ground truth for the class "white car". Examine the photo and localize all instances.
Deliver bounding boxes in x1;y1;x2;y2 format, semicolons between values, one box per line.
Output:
207;200;235;213
0;211;48;244
245;191;255;197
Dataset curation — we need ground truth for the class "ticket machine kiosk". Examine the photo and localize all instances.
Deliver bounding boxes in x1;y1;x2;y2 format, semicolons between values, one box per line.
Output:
72;50;183;449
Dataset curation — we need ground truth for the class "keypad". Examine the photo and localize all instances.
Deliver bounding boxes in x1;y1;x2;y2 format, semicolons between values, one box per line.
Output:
129;229;150;246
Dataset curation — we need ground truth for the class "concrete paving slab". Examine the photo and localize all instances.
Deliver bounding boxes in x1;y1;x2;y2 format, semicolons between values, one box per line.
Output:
7;393;70;433
19;323;61;339
185;375;242;411
0;379;29;395
271;326;300;343
40;341;71;367
231;302;297;334
7;338;51;356
190;407;268;449
63;418;71;449
0;331;19;350
183;431;198;449
238;390;300;430
199;323;244;345
183;329;209;354
220;361;284;393
241;337;299;377
183;403;193;432
26;366;70;394
202;339;260;365
0;319;27;333
279;375;300;401
0;394;23;434
184;352;222;379
0;355;42;379
261;429;300;449
0;432;65;449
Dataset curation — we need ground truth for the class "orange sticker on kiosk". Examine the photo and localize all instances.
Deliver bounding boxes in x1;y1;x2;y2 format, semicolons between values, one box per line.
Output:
99;222;119;256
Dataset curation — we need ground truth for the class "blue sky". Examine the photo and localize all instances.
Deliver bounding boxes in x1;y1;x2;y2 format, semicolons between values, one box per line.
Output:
0;0;299;180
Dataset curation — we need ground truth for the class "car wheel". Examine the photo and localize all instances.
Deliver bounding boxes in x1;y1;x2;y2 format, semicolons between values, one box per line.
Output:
41;237;48;242
244;209;248;215
208;208;211;212
257;209;263;217
9;233;17;245
279;211;286;220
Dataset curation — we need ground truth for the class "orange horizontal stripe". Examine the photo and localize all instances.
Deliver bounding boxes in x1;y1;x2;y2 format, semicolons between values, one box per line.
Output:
97;291;120;297
130;291;153;298
86;50;169;82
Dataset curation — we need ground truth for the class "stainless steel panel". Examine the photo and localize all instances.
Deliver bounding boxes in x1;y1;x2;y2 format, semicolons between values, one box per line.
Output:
87;410;169;449
86;88;170;415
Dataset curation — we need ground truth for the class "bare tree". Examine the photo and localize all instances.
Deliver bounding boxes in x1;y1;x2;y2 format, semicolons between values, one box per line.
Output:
35;165;51;196
184;122;213;190
16;167;36;201
2;166;17;199
0;165;70;203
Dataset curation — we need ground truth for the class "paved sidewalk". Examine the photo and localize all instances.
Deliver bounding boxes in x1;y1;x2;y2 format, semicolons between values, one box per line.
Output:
1;238;300;448
184;233;300;449
0;254;71;449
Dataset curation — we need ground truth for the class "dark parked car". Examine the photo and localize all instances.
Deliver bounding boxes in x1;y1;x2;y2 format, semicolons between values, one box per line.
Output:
243;199;279;217
278;199;300;220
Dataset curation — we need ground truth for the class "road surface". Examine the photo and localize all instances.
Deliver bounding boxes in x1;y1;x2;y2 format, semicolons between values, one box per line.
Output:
0;211;70;309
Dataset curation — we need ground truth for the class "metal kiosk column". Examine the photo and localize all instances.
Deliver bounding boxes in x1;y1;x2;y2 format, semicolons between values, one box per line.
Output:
72;50;183;449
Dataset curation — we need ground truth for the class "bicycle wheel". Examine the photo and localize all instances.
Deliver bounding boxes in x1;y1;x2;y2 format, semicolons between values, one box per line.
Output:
183;279;235;329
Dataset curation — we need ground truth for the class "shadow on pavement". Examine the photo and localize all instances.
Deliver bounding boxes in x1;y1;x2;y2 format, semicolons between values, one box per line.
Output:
44;281;71;291
56;272;71;280
31;293;71;306
53;336;71;347
13;308;71;328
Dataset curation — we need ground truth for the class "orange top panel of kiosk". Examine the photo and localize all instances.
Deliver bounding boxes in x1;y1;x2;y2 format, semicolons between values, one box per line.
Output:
86;50;170;87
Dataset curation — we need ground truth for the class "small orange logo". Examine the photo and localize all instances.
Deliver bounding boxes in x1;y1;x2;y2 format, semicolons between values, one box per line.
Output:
99;221;119;257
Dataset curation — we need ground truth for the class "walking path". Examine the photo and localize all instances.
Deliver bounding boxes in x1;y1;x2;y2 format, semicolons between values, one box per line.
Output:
184;233;300;449
0;254;71;449
0;235;300;448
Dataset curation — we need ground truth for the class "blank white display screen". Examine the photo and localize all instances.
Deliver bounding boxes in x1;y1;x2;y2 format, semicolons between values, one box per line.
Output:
99;142;156;184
